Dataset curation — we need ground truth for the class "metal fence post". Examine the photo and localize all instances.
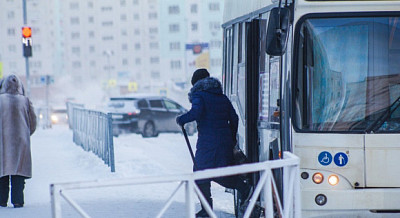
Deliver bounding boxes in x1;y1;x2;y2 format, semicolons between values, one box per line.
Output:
107;113;115;172
186;180;195;218
50;184;62;218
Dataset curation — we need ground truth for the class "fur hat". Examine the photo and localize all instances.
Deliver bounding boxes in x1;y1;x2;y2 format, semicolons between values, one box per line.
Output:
191;68;210;86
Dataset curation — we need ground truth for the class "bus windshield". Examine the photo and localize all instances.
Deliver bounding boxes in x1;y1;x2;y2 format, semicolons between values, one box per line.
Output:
295;16;400;132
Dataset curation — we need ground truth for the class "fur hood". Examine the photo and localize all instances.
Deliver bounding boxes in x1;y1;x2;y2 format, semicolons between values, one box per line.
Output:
0;75;25;95
188;77;222;103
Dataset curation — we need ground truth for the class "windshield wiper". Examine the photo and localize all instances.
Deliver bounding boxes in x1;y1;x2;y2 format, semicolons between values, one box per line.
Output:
366;95;400;133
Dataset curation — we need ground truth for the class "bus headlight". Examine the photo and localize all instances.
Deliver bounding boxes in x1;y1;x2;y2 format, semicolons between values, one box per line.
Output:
312;172;323;184
328;175;339;186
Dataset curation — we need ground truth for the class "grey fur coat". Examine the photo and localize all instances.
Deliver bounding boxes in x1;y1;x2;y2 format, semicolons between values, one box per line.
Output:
0;75;36;178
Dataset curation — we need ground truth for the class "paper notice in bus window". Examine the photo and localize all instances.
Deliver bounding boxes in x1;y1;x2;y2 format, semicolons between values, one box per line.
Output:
259;72;269;121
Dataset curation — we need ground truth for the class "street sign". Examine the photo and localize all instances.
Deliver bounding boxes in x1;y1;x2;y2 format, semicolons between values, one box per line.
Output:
40;75;54;85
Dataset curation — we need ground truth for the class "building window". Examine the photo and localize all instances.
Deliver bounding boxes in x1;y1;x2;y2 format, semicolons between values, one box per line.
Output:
150;57;159;64
7;28;15;36
70;2;79;9
210;40;222;49
72;61;81;68
190;4;197;13
70;17;80;25
88;16;94;23
88;31;95;38
120;0;126;6
121;14;127;21
135;58;141;65
134;29;140;35
31;61;42;68
133;0;138;5
209;22;221;31
7;11;15;19
149;27;158;34
88;2;93;8
148;12;157;19
151;71;160;79
122;43;128;51
89;45;95;53
122;59;128;65
135;43;141;50
102;21;113;26
101;6;112;11
33;44;41;52
102;36;113;40
121;29;127;36
169;24;180;33
149;42;158;49
8;44;16;52
170;60;181;69
169;42;180;51
191;22;198;31
32;27;40;35
209;3;220;11
168;5;179;14
90;60;96;67
72;47;80;55
133;14;139;20
71;32;80;39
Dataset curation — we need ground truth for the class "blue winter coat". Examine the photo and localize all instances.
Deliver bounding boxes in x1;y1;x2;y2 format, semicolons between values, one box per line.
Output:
177;77;238;171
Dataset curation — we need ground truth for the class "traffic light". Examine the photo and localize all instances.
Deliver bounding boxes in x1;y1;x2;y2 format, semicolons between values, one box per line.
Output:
22;26;32;57
22;27;32;38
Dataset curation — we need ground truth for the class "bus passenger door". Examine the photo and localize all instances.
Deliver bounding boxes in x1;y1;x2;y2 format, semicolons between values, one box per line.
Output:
257;13;281;164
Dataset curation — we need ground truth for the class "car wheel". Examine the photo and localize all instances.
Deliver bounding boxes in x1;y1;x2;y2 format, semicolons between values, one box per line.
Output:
142;121;157;137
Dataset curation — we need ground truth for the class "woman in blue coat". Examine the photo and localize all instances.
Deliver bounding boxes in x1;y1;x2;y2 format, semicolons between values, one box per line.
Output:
177;69;251;217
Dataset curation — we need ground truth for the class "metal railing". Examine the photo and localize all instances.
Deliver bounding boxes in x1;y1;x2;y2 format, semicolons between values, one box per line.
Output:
66;102;84;129
71;107;115;172
50;152;300;218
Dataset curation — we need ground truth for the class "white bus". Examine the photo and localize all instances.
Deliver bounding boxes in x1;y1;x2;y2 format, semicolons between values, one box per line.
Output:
222;0;400;216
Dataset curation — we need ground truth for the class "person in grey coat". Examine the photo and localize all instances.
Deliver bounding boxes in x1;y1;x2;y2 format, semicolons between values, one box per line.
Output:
0;75;36;208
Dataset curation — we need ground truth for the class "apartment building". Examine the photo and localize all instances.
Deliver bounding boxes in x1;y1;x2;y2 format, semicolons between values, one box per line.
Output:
0;0;223;105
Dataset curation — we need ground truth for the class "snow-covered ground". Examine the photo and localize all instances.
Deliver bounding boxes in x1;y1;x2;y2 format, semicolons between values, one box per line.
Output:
1;125;235;218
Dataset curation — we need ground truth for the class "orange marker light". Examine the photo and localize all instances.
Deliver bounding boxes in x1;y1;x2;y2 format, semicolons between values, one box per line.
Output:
312;172;324;184
22;27;32;38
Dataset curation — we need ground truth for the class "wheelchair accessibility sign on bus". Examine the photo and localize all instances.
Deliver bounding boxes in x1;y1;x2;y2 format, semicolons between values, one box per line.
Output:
318;151;348;167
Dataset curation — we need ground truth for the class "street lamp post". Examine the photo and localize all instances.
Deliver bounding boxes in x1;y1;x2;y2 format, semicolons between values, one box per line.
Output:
22;0;31;98
103;50;113;97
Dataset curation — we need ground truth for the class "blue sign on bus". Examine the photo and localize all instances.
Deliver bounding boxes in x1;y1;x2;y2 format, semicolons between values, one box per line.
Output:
318;151;332;166
334;152;348;167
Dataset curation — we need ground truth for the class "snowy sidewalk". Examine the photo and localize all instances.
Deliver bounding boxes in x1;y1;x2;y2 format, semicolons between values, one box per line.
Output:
1;125;235;218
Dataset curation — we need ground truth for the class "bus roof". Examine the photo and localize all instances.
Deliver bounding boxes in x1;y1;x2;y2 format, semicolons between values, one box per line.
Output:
223;0;400;27
223;0;276;25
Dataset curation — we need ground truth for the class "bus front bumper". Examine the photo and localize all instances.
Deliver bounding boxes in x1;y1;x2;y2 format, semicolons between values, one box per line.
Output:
302;188;400;216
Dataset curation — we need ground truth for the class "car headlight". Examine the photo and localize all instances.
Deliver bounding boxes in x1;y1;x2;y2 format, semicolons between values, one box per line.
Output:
51;115;59;123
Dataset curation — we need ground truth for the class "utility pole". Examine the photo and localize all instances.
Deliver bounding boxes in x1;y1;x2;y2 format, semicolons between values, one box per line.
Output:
22;0;31;98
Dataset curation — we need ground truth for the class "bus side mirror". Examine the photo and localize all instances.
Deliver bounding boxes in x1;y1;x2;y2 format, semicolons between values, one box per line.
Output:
266;7;290;56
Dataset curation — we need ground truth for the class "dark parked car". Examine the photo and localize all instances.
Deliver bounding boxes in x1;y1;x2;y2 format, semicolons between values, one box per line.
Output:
107;96;196;137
